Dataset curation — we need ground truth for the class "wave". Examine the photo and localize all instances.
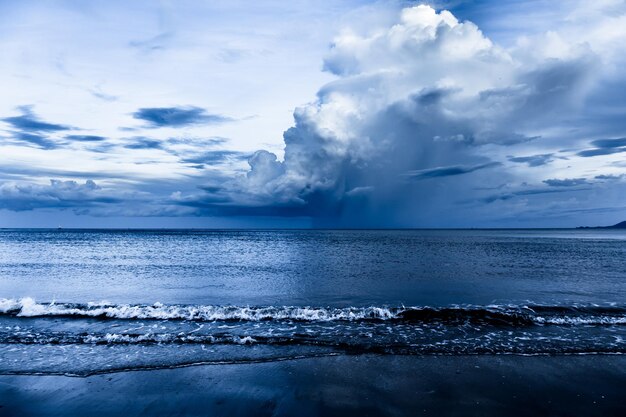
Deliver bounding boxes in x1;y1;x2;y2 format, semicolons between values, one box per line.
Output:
2;331;624;356
1;298;625;326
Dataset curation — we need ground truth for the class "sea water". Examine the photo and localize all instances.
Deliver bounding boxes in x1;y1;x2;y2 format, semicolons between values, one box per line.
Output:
0;229;624;375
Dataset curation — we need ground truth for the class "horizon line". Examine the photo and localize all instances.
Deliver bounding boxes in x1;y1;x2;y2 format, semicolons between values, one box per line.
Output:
0;226;619;231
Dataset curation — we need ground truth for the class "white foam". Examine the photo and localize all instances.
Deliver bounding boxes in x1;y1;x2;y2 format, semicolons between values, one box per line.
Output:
536;316;626;325
2;298;625;325
0;298;401;322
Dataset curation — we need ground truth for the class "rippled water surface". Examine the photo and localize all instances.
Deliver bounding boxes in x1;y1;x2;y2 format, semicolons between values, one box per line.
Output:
0;229;625;375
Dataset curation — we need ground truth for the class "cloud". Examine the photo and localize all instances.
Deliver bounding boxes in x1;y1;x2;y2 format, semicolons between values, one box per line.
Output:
508;154;554;167
167;137;229;146
89;90;118;102
123;137;164;150
129;32;173;53
181;150;248;166
2;3;626;227
2;106;72;133
132;106;232;128
0;106;77;149
404;162;501;180
481;186;592;203
591;137;626;148
9;132;58;150
172;4;612;226
577;137;626;157
65;135;106;142
0;179;121;211
543;178;589;187
595;174;625;180
577;147;626;157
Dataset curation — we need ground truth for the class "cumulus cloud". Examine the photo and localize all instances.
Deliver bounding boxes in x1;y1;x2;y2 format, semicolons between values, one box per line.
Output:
132;106;233;128
172;4;622;226
0;179;121;211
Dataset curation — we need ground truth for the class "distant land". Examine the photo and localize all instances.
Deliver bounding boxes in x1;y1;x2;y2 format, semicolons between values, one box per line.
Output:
577;221;626;229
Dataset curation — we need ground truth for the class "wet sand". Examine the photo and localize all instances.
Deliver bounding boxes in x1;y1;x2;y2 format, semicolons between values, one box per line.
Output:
0;355;625;416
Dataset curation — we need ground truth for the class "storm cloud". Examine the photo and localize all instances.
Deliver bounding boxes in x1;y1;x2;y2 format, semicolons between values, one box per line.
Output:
171;4;625;226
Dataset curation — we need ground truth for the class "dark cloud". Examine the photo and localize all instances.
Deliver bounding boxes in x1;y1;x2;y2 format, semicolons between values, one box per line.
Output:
123;137;164;150
482;186;592;203
577;137;626;157
174;201;314;217
0;107;78;149
508;153;554;167
65;135;106;142
595;174;625;180
404;162;502;180
543;178;589;187
2;107;72;133
132;106;232;128
0;179;122;211
591;137;626;148
10;132;58;150
577;147;626;157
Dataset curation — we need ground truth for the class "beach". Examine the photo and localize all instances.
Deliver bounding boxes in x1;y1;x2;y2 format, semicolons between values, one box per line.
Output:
1;229;625;416
1;355;625;416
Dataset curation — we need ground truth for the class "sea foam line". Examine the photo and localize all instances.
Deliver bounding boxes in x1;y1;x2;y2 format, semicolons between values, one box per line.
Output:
1;298;625;325
0;298;399;322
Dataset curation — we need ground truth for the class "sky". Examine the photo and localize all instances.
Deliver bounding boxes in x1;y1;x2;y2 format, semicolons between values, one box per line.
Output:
0;0;625;228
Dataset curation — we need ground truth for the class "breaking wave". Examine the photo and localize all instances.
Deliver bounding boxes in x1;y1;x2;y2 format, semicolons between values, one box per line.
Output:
1;298;625;326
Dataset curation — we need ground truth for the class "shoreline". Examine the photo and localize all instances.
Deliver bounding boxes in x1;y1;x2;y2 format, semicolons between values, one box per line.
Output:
1;354;624;416
0;351;624;378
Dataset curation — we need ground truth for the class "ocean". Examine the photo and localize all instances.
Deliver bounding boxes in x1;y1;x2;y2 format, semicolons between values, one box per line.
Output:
1;228;625;377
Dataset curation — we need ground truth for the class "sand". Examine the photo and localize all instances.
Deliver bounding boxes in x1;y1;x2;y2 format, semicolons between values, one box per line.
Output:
0;355;625;416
